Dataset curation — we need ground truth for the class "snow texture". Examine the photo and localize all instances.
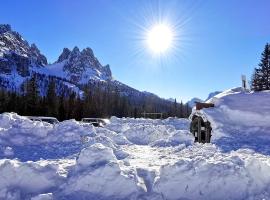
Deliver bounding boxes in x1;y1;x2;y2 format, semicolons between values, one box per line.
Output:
191;87;270;155
0;88;270;200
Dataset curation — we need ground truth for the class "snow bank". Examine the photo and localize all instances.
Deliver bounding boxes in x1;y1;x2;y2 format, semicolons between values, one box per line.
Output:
107;117;193;146
191;88;270;154
0;159;63;199
154;144;270;200
0;113;51;146
76;143;116;169
62;143;142;199
1;112;270;199
0;113;96;146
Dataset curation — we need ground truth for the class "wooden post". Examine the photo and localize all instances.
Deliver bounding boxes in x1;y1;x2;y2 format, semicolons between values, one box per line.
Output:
205;125;210;143
197;117;202;143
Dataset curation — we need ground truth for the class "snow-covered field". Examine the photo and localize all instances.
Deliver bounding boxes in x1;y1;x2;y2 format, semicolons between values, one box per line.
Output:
1;89;270;200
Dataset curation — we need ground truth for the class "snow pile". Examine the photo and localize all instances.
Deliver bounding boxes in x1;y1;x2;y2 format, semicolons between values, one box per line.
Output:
0;113;96;146
154;144;270;200
0;111;270;199
0;159;63;199
76;143;116;168
0;113;97;161
0;113;51;146
63;143;141;199
191;88;270;154
107;117;192;146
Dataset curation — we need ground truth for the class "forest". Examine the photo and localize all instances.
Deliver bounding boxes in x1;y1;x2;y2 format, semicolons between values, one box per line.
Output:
0;75;191;121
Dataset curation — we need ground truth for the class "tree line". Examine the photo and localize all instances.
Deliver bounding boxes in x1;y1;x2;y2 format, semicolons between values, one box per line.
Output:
0;75;191;121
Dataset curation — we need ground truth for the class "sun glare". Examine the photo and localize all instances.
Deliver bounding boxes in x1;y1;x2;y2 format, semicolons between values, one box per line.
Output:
147;24;173;54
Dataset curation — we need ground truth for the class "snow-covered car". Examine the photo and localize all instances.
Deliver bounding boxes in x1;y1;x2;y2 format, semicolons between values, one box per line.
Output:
26;116;59;125
81;118;110;127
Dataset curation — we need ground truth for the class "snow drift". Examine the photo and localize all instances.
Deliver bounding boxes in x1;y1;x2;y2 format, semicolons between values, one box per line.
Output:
190;87;270;154
0;108;270;199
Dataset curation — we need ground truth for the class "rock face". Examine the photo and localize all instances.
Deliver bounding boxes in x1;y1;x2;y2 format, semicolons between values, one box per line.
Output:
0;24;47;77
53;46;112;83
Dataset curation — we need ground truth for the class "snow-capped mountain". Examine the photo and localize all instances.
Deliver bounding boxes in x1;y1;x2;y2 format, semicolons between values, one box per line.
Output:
0;24;174;108
0;24;47;77
43;47;112;84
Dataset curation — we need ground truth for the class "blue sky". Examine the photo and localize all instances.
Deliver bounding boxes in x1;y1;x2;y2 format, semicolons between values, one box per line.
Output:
1;0;269;102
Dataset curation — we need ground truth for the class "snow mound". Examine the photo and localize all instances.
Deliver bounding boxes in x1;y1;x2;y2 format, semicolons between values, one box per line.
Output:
31;193;53;200
1;112;270;199
0;159;63;199
0;113;51;146
76;143;116;169
191;88;270;154
107;117;192;146
63;144;141;199
154;144;270;200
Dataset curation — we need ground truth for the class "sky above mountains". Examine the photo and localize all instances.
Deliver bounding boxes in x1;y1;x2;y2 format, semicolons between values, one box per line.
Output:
1;0;269;102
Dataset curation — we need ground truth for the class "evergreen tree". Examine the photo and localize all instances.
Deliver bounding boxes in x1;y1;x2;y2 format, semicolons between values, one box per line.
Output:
25;75;39;115
58;93;66;121
46;78;58;116
174;98;177;116
251;43;270;91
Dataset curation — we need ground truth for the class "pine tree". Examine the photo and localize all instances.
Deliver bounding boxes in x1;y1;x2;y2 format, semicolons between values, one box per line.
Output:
174;98;177;117
25;75;39;115
46;78;58;116
58;93;66;121
251;43;270;91
251;68;263;91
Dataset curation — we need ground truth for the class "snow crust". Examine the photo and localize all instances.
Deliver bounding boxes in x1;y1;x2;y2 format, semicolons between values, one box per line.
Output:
0;107;270;199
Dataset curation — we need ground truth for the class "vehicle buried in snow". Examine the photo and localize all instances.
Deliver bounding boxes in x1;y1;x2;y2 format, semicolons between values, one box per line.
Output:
81;118;110;127
189;102;214;143
26;116;59;125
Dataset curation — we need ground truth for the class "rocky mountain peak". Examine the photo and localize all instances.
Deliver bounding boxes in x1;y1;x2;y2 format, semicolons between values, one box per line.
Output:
57;48;71;62
0;24;47;77
71;46;80;54
82;47;94;57
54;46;112;83
0;24;12;34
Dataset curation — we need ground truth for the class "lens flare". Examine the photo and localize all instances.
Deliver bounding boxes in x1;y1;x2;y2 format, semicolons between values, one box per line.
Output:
147;24;173;53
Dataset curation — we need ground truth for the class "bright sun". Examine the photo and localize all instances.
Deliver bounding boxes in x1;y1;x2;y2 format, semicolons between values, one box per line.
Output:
147;24;173;54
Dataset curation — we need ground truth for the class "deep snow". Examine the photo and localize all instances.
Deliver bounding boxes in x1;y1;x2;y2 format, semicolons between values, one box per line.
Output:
191;87;270;155
0;88;270;200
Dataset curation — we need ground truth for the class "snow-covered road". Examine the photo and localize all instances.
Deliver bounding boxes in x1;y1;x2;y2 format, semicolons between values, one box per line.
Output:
0;113;270;200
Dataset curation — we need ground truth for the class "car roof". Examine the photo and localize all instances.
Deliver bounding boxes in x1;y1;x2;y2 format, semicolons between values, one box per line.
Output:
26;116;58;120
82;118;105;120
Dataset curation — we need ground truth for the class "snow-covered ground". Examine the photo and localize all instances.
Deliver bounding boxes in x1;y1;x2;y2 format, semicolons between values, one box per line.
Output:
1;88;270;200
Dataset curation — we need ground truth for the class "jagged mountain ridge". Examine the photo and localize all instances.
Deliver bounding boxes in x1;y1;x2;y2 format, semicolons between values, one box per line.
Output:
0;24;172;108
0;24;47;77
43;46;112;84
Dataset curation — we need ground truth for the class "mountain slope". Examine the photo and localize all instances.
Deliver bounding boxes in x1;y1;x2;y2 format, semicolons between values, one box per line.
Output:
0;24;182;116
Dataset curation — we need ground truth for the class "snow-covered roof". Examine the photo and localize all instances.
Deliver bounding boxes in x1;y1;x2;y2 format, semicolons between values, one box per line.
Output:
190;87;270;153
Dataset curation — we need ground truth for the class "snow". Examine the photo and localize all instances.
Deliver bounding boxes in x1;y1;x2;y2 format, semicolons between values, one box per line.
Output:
40;61;110;84
0;99;270;199
191;87;270;154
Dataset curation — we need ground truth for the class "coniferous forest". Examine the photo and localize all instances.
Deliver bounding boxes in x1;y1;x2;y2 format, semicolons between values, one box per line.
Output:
0;75;192;121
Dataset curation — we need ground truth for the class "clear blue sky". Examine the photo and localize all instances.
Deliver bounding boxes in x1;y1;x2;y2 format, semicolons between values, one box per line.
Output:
1;0;269;102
